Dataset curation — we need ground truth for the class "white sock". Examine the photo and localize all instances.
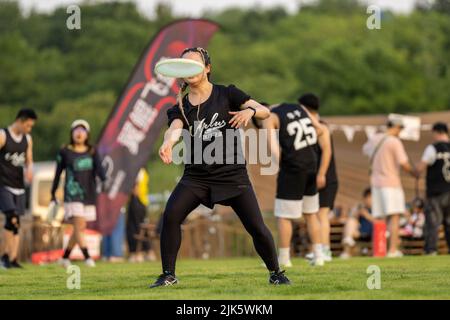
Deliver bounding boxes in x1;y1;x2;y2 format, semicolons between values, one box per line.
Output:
278;247;290;263
323;245;330;252
313;244;323;259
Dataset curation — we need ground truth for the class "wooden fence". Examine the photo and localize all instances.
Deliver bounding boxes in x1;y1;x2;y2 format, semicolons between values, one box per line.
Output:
1;214;447;261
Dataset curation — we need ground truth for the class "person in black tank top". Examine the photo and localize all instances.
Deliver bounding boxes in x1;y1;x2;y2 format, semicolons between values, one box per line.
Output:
416;122;450;254
0;108;37;269
150;47;290;288
263;96;328;268
300;93;338;262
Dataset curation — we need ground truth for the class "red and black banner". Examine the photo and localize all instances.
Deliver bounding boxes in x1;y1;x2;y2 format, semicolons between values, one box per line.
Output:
94;19;219;235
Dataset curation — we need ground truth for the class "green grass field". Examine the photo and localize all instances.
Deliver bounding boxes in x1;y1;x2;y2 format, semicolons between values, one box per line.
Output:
1;256;449;300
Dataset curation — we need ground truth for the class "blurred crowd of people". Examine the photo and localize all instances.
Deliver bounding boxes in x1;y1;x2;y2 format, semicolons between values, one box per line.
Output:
331;120;450;258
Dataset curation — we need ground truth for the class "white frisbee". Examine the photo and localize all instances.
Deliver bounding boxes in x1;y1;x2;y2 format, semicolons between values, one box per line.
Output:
154;58;205;78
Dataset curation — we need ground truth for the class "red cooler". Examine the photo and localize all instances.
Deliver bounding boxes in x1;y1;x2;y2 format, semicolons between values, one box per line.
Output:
373;221;387;257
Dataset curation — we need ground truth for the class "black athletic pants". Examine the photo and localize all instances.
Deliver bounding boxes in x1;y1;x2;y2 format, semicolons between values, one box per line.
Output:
160;182;279;274
425;191;450;254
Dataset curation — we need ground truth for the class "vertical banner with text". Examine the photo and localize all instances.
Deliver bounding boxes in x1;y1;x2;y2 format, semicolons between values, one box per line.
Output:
94;19;219;234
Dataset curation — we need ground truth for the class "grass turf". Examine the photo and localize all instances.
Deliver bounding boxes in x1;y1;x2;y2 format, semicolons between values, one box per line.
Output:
0;255;449;300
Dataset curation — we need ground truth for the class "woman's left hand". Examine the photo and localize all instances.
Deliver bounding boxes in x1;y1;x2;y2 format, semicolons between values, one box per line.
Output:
228;109;254;128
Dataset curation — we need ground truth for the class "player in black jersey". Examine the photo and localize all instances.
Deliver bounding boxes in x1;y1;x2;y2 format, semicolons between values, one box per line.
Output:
150;47;290;287
299;94;338;263
416;122;450;254
51;120;106;268
0;109;37;269
263;100;329;267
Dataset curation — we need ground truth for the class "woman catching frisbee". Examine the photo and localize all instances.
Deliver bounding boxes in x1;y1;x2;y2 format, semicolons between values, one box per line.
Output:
150;47;290;287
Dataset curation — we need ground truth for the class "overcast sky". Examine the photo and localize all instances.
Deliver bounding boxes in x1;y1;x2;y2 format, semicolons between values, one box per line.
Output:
17;0;418;17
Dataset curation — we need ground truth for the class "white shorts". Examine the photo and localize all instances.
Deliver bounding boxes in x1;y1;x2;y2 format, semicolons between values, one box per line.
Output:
274;194;319;219
371;187;405;219
64;202;97;222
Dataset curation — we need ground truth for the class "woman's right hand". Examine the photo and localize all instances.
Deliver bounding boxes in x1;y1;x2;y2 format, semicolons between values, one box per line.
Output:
159;141;173;164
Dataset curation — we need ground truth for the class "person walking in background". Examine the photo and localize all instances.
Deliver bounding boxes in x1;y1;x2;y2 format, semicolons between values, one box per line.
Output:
300;93;338;262
127;168;156;262
416;122;450;255
51;120;106;268
340;188;374;259
363;118;417;258
0;109;37;269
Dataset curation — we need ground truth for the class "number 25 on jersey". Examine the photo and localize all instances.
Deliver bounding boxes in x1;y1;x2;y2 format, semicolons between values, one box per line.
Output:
287;118;317;150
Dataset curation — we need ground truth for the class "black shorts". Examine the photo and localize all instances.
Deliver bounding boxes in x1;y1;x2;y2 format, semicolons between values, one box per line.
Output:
319;182;338;209
0;186;26;215
179;177;252;209
276;170;317;200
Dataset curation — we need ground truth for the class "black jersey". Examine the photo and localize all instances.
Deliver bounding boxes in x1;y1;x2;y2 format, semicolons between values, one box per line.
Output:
316;120;338;185
271;103;318;173
426;142;450;197
0;128;28;189
51;146;106;205
167;84;251;186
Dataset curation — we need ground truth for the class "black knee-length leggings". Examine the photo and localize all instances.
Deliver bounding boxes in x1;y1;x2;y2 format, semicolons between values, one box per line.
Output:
160;182;279;274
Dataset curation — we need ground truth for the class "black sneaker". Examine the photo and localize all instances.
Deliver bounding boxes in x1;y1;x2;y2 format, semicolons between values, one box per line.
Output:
1;255;11;269
269;270;291;285
10;260;23;269
149;272;178;288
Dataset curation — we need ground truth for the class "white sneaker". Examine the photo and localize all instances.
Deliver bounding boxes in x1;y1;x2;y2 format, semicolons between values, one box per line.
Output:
323;248;333;262
305;252;314;261
145;251;157;262
309;256;325;267
342;236;355;247
278;260;293;268
340;252;351;259
85;258;96;267
387;250;404;258
58;258;71;268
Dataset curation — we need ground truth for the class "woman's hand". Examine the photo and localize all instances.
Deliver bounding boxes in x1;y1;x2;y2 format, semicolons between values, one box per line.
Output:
228;109;254;128
159;141;174;164
159;120;183;164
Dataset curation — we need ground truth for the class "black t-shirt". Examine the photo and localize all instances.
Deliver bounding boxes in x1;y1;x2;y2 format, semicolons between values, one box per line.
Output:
426;142;450;197
271;103;318;173
166;84;252;205
51;146;106;205
0;128;28;189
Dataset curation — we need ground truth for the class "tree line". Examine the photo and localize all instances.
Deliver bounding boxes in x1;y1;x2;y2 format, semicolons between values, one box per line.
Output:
0;0;449;167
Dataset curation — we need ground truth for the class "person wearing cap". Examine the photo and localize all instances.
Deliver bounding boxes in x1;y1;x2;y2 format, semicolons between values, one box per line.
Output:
51;119;106;268
416;122;450;255
363;117;417;258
